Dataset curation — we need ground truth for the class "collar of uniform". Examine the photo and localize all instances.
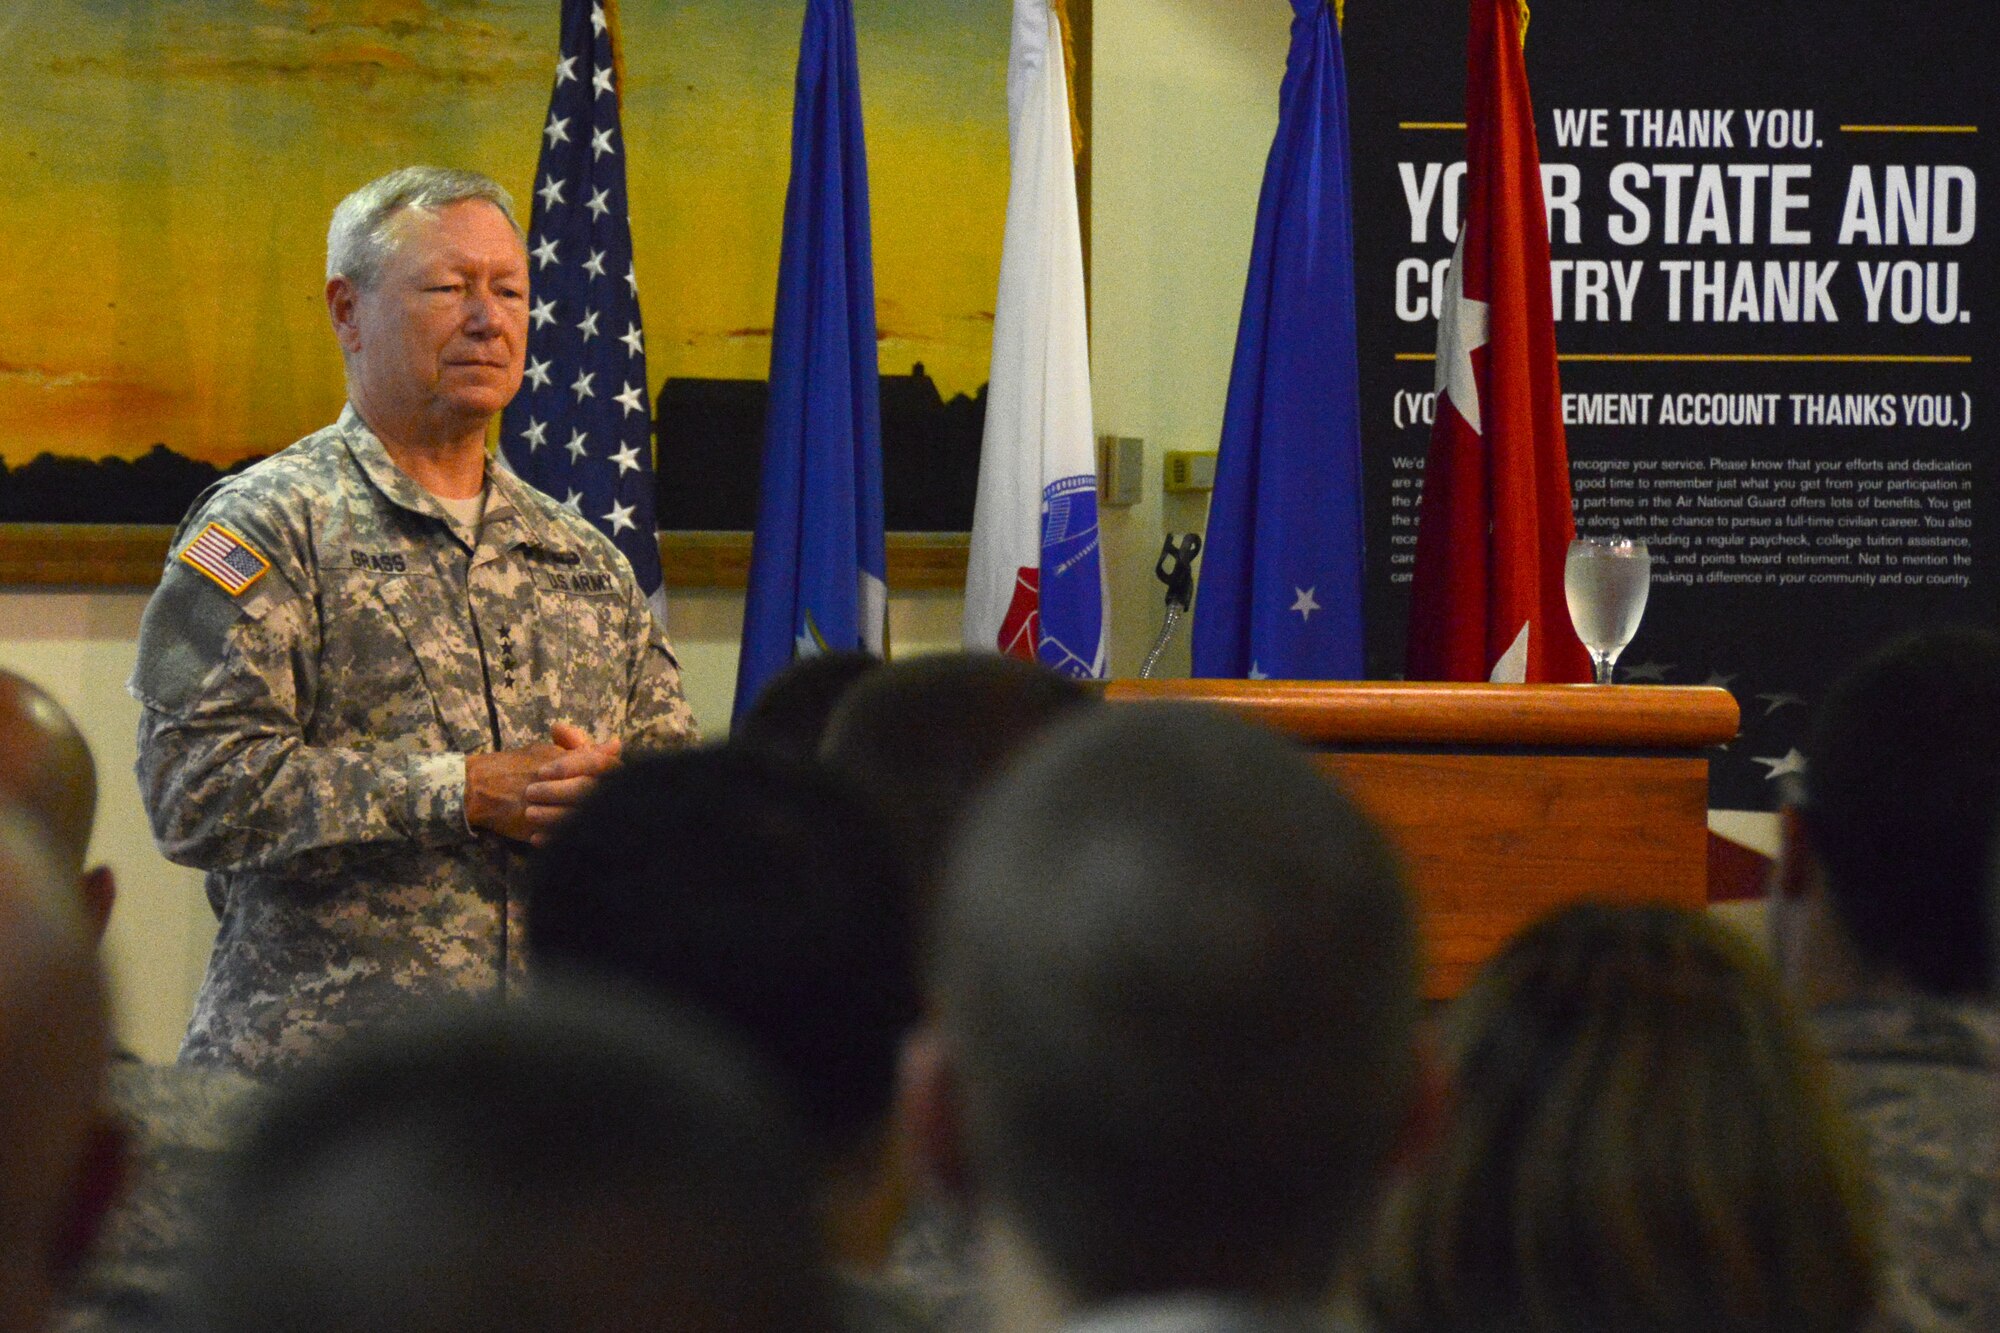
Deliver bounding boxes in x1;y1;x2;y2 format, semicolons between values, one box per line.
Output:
1811;993;2000;1071
1063;1295;1340;1333
482;457;571;559
336;404;469;527
335;406;551;562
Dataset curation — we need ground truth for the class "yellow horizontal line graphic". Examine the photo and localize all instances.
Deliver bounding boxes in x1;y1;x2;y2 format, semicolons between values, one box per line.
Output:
1394;353;1972;364
1839;124;1977;133
1399;121;1466;130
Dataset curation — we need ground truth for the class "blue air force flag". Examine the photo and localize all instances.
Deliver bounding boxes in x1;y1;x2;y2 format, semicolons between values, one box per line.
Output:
499;0;666;615
732;0;889;724
1189;0;1367;680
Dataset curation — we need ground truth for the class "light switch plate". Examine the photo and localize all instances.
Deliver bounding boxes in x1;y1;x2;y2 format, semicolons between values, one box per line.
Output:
1163;451;1217;493
1096;435;1144;507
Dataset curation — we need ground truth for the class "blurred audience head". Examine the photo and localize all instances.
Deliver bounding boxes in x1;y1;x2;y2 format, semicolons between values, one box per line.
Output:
731;651;882;764
0;811;110;1333
1778;624;2000;1000
821;651;1095;906
0;670;111;937
913;703;1420;1311
191;987;831;1333
1365;902;1874;1333
527;745;920;1264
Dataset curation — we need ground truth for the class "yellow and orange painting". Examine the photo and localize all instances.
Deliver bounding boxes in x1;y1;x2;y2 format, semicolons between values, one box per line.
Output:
0;0;1014;524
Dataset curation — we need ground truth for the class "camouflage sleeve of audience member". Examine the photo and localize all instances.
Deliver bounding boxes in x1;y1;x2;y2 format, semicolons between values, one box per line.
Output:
129;496;470;873
617;581;700;755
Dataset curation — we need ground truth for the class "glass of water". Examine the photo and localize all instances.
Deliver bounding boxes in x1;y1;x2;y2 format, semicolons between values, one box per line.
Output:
1564;537;1651;685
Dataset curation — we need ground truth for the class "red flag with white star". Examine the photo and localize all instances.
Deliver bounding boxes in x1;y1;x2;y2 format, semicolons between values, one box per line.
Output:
1404;0;1589;684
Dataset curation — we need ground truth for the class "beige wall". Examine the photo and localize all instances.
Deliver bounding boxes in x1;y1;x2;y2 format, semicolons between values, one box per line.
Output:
0;4;1325;1058
1092;0;1292;677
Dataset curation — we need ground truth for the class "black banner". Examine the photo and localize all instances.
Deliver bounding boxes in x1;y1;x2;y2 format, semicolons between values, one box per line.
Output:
1346;0;1998;807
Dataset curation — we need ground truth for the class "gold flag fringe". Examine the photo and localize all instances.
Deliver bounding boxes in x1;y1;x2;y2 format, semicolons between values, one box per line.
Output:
605;0;630;113
1050;0;1086;165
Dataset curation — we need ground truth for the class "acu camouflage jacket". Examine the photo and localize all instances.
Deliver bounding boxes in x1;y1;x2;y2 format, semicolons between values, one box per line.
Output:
1814;995;2000;1333
131;406;696;1075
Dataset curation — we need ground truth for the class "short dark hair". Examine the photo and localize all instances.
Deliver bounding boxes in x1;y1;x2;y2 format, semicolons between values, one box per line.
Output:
1365;903;1874;1333
731;651;882;765
821;652;1096;903
934;704;1419;1302
1800;624;2000;996
191;988;830;1333
527;746;919;1160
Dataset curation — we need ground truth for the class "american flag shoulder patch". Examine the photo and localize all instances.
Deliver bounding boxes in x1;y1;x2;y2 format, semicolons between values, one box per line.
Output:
179;521;271;596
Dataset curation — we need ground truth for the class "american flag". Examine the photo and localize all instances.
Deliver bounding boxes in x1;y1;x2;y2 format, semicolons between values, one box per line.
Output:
180;522;270;595
500;0;664;611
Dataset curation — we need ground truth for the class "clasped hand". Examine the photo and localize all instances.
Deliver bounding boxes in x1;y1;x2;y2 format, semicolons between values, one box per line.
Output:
463;721;622;845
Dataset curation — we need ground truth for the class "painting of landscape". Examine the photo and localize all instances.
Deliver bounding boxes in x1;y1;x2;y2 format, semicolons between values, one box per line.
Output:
0;0;1035;536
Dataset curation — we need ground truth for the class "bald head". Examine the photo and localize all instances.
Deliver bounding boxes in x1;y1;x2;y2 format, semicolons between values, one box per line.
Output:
0;672;96;880
0;812;108;1333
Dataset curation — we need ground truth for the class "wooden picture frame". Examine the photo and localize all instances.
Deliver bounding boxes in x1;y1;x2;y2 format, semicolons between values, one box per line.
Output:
0;525;976;590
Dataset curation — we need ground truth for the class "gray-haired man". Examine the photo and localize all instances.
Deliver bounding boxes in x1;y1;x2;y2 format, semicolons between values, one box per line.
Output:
131;166;696;1076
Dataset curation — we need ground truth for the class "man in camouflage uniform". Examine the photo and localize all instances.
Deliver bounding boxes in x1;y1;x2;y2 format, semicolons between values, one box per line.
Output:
130;167;696;1076
0;666;261;1332
1771;627;2000;1333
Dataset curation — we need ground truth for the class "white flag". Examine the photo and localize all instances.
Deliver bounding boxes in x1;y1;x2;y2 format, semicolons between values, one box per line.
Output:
962;0;1106;677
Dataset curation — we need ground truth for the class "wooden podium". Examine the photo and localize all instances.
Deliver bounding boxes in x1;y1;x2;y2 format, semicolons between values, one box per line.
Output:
1103;680;1740;997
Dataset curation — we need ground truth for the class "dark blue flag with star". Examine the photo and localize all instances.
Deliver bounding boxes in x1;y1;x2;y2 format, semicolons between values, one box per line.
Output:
1190;0;1365;681
500;0;664;613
